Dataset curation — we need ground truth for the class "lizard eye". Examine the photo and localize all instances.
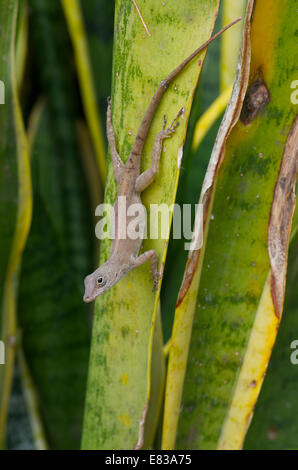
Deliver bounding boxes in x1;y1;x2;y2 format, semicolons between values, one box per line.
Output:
97;277;104;285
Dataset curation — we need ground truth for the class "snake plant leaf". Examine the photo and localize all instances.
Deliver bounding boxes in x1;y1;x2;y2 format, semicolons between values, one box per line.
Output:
143;303;165;449
80;0;114;125
17;0;96;449
15;0;28;89
160;8;223;342
18;100;92;450
82;0;221;450
168;0;297;450
28;0;94;288
161;4;245;342
244;229;298;450
220;0;247;92
162;0;254;449
0;0;32;448
6;361;34;450
61;0;106;184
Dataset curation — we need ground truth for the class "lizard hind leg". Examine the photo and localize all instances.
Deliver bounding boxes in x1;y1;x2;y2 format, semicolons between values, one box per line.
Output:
163;107;184;138
135;107;183;192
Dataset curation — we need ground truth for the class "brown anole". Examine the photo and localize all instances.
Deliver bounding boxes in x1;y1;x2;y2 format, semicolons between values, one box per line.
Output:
83;18;241;303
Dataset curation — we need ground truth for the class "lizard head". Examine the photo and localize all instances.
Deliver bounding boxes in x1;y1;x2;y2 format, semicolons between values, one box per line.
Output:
83;260;124;303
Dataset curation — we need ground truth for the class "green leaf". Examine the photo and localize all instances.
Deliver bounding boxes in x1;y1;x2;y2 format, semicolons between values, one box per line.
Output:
0;0;32;448
82;0;220;450
171;0;297;450
18;100;91;450
80;0;114;124
220;0;247;91
17;0;96;449
61;0;106;184
161;5;227;342
244;230;298;449
28;0;94;287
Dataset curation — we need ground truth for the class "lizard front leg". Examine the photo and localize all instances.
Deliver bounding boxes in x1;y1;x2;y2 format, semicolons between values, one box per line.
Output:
131;250;161;291
135;108;183;192
106;97;125;183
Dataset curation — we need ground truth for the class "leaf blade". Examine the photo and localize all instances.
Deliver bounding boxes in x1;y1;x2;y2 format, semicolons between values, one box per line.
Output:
82;0;221;450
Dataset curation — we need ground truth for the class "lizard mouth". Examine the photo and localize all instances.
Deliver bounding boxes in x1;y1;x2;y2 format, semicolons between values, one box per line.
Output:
83;293;94;303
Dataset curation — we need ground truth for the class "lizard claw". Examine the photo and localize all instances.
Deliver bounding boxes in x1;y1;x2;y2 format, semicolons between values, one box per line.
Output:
163;121;180;138
163;115;167;130
162;107;184;138
151;271;161;291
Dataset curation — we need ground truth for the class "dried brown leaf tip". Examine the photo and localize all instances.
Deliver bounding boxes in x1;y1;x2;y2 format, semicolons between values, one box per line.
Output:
268;116;298;318
240;70;270;125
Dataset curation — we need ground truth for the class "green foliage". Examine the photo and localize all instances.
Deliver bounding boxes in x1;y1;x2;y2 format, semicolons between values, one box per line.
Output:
0;0;296;451
244;232;298;450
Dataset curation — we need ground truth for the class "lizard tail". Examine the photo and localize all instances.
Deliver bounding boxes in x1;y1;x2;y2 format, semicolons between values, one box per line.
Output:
130;17;241;158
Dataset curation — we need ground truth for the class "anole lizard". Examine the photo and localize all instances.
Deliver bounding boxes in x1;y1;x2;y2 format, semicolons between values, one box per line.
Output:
83;18;241;303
